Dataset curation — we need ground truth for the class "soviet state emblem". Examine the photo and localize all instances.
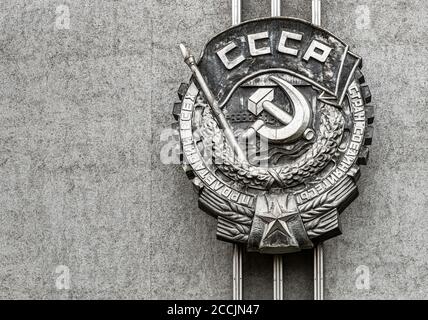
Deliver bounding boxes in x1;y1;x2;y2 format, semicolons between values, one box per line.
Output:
173;18;374;254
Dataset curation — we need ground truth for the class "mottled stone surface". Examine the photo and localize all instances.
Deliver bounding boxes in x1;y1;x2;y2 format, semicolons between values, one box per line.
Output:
0;0;427;299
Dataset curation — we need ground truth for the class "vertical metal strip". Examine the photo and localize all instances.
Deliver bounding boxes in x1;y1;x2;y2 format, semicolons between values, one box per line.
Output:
232;0;243;301
314;244;324;300
233;244;243;300
273;255;283;300
271;0;284;301
271;0;281;17
232;0;242;26
273;256;277;299
319;244;324;299
313;247;318;300
312;0;321;25
312;0;324;301
314;245;318;300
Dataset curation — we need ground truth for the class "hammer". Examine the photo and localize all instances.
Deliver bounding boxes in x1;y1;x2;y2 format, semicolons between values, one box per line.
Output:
242;87;293;140
248;88;293;124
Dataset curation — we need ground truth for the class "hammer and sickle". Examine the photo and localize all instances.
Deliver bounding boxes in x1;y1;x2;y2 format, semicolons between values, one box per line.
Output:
242;76;312;143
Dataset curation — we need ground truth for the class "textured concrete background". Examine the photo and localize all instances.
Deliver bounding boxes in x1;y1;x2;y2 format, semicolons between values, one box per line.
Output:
0;0;426;300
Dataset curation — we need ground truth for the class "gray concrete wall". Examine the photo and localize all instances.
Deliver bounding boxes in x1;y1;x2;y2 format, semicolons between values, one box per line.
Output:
0;0;426;299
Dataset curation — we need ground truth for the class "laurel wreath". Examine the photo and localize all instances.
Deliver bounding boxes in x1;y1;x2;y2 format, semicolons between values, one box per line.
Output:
299;191;337;220
200;103;344;189
299;191;338;238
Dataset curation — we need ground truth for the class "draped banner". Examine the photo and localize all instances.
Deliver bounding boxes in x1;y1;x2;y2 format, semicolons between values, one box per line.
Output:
197;17;361;106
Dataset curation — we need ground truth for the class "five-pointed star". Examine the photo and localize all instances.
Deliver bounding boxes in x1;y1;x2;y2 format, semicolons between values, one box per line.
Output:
257;200;296;240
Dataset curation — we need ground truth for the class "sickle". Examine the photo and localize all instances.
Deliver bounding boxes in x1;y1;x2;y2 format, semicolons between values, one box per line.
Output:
256;76;311;143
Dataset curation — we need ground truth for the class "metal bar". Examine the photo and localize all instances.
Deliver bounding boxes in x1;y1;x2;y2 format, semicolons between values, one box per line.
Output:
312;0;321;26
271;0;281;17
232;0;243;301
312;0;324;301
271;0;284;301
314;244;324;300
273;255;277;299
273;255;283;300
232;0;242;25
313;247;317;299
319;244;324;299
233;244;243;300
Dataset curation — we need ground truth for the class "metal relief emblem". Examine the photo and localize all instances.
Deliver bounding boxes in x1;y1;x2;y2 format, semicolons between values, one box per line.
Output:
173;18;374;254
